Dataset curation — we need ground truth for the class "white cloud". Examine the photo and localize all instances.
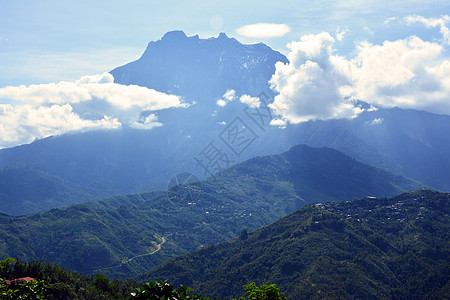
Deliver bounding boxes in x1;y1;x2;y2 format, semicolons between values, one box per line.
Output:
216;89;236;107
384;17;397;25
405;15;450;45
223;89;236;101
270;118;287;128
335;26;349;41
368;105;378;112
239;94;260;108
216;99;227;107
237;23;290;38
0;73;187;148
0;104;120;148
130;114;163;130
269;23;450;125
365;117;384;126
269;32;362;124
0;72;185;111
217;90;261;109
350;36;450;114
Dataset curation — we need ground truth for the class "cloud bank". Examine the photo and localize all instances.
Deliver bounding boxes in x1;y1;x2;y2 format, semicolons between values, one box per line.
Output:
270;16;450;124
0;73;186;148
0;73;183;110
0;104;120;148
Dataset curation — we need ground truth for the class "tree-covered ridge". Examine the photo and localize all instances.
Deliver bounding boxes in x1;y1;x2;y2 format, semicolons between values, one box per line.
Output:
142;190;449;299
0;145;423;280
0;258;286;299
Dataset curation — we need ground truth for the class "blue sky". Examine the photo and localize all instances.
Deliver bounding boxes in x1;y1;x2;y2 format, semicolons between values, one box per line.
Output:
1;0;449;86
0;0;449;148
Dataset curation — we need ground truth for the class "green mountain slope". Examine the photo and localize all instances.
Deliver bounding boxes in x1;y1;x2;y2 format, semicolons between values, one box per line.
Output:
0;145;422;279
141;190;449;299
0;163;107;216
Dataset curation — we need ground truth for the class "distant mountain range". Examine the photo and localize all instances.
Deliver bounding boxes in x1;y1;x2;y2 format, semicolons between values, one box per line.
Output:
0;31;449;216
0;145;422;279
141;189;450;299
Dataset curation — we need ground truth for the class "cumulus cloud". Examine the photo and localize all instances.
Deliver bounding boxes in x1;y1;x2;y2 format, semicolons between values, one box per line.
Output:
269;19;450;125
223;89;236;101
239;94;260;108
0;72;185;110
0;104;120;148
349;36;450;113
405;15;450;45
0;72;187;148
270;118;287;129
216;89;236;107
237;23;290;38
269;32;362;124
130;114;163;130
217;89;261;108
216;99;227;107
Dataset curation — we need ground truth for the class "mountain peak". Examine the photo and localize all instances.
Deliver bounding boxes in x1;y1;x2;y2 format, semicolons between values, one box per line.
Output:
217;32;229;39
161;30;187;40
111;31;288;98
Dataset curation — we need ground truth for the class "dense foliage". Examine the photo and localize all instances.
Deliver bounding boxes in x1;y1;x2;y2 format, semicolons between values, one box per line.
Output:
0;257;139;299
234;283;287;300
142;190;449;299
0;145;421;279
0;258;288;300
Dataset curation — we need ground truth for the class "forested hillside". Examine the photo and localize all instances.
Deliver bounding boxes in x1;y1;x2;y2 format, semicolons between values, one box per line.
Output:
0;145;421;279
142;190;449;299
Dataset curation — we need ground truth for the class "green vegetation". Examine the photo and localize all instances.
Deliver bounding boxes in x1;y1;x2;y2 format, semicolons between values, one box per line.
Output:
0;257;139;299
0;145;423;280
142;190;449;299
0;190;447;299
234;283;287;300
129;279;212;300
0;277;46;300
0;258;286;299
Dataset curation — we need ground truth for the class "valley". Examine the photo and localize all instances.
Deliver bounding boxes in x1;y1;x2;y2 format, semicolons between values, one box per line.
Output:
0;145;423;280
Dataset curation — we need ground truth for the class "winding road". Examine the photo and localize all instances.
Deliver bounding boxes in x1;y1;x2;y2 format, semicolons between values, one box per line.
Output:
123;236;166;264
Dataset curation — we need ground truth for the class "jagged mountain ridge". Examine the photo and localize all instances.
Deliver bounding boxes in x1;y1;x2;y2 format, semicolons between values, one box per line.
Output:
110;30;288;99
